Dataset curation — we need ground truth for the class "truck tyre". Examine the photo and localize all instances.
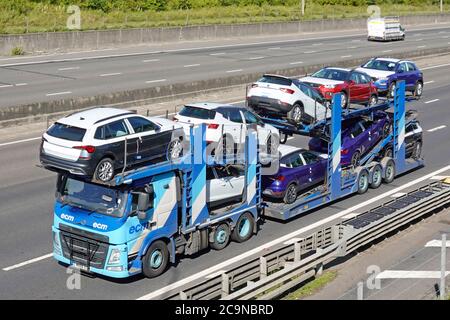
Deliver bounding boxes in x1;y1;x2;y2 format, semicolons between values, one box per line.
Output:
357;169;370;194
369;164;383;189
383;159;396;184
231;212;254;243
142;240;169;278
287;103;304;124
94;158;115;182
210;223;230;251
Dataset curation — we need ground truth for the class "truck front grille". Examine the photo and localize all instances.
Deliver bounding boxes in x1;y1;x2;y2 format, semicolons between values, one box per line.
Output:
59;224;109;269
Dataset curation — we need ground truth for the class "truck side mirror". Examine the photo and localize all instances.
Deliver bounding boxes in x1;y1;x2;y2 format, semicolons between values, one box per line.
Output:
137;192;150;220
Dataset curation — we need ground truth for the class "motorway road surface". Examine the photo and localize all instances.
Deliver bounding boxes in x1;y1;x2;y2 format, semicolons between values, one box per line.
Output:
0;25;450;108
0;62;449;299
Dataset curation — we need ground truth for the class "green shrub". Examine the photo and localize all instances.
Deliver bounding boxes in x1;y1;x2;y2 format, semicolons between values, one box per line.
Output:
11;46;24;55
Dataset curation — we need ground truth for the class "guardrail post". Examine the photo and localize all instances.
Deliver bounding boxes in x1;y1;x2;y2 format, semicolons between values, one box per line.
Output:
440;233;447;300
260;256;268;278
221;273;230;298
294;242;302;262
316;263;323;277
179;291;188;300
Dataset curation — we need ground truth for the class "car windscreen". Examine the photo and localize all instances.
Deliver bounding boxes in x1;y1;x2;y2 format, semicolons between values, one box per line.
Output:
60;177;126;217
362;59;396;71
311;69;349;81
257;75;292;86
47;123;86;141
179;106;216;120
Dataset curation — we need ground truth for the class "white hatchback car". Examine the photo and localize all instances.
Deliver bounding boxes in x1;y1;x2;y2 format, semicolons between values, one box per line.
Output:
174;103;280;160
207;165;245;207
246;74;330;124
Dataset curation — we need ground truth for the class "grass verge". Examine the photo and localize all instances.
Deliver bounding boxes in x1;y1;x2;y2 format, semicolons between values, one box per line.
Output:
282;270;338;300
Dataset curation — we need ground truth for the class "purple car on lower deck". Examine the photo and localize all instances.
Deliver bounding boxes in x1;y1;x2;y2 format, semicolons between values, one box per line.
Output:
308;111;391;167
262;145;328;204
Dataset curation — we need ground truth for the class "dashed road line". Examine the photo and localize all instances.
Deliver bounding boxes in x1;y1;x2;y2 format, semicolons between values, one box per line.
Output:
142;59;160;63
145;79;167;84
58;67;79;71
427;125;446;132
183;64;200;68
290;61;303;65
2;253;53;271
424;99;439;104
226;69;243;73
99;72;122;77
46;91;72;96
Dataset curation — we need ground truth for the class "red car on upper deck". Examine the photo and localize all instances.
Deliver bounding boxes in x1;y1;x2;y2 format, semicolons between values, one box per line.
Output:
300;67;379;108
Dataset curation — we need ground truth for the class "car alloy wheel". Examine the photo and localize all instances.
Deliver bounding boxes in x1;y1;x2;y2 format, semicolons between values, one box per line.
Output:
290;104;303;123
412;141;422;159
283;183;298;204
351;151;361;168
389;82;396;98
340;92;348;108
414;82;423;98
369;95;378;106
95;158;114;182
167;139;183;161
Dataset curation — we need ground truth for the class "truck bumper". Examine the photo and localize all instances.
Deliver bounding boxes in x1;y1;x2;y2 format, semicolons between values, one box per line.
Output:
52;226;140;279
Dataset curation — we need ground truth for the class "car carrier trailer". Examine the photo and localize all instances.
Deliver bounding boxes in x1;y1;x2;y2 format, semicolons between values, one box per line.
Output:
47;81;422;279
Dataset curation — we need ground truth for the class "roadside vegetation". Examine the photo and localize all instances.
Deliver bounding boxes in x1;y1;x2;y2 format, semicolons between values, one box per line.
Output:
0;0;449;34
281;270;338;300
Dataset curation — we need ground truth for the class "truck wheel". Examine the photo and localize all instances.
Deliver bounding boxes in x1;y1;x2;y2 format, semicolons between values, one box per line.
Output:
369;164;383;189
210;223;230;251
287;103;304;124
383;159;396;184
94;158;115;182
357;169;370;194
231;212;254;243
411;141;422;160
142;240;169;278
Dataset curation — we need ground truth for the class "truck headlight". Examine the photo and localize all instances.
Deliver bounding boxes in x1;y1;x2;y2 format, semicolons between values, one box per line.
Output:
53;231;60;248
108;249;121;264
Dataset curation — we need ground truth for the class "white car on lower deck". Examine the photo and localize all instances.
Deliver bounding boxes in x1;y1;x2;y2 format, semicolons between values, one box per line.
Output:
174;103;280;161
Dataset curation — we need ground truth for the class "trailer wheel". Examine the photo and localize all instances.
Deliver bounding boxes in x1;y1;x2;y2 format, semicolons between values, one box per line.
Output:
231;212;254;243
369;164;383;189
142;240;169;278
210;223;230;251
383;159;396;184
357;169;370;194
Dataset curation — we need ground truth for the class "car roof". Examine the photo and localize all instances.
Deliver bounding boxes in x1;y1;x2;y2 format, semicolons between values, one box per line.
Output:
279;145;303;157
323;67;350;72
184;103;240;110
58;107;134;128
373;57;400;63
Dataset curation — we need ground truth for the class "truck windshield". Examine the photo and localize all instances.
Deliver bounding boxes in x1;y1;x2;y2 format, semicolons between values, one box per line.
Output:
363;60;396;71
60;178;126;217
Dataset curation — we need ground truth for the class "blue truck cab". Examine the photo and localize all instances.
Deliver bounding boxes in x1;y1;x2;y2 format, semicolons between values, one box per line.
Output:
51;125;261;278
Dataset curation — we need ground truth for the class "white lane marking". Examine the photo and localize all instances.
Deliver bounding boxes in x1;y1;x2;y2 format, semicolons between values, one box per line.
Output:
341;55;352;58
424;80;434;85
312;43;323;46
2;253;53;271
0;137;42;147
142;59;160;63
290;61;303;65
430;175;449;180
376;270;450;279
46;91;72;96
438;31;447;34
382;50;393;53
145;79;167;84
15;83;28;86
425;240;450;247
424;99;439;104
0;84;13;88
283;238;304;245
99;72;122;77
351;39;361;42
226;69;242;73
341;213;360;220
417;45;426;48
183;64;200;68
422;63;450;70
391;192;406;198
427;125;446;132
58;66;79;71
205;270;226;279
416;38;423;41
303;51;316;54
249;56;265;60
442;36;450;39
210;52;226;56
268;47;281;50
137;164;450;300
